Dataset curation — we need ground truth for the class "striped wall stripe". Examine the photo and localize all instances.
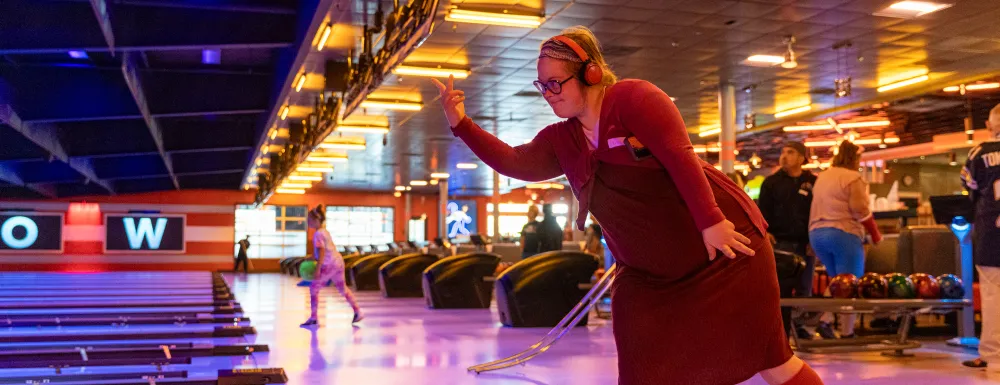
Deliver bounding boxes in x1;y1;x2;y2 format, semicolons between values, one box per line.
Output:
0;202;234;214
63;225;233;242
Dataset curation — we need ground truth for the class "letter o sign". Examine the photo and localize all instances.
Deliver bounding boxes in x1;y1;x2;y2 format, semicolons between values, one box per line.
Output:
1;216;38;249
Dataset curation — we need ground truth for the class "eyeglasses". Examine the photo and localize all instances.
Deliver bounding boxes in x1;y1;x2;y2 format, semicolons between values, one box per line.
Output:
533;76;575;95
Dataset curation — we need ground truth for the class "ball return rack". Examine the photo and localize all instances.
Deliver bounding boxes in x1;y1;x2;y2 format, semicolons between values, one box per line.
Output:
780;298;971;356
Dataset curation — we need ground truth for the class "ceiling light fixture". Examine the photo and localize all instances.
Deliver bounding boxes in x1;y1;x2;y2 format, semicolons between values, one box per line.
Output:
296;163;334;173
698;127;721;138
280;105;290;120
456;163;478;169
877;74;929;92
336;125;390;134
774;105;812;118
307;153;349;163
295;73;307;92
280;182;312;189
276;188;306;195
393;65;470;79
394;186;407;191
269;128;278;140
781;35;797;69
360;100;423;111
445;7;544;28
525;182;565;190
320;138;367;151
317;23;333;51
877;1;953;18
430;172;450;179
410;180;429;186
289;174;323;182
782;119;890;132
745;55;785;65
430;179;439;185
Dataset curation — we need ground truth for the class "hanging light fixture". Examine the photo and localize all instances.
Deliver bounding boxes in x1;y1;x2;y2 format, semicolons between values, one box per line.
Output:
781;35;797;69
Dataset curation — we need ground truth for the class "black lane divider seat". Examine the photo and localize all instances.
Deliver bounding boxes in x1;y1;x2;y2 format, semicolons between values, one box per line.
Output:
422;253;501;309
378;253;440;298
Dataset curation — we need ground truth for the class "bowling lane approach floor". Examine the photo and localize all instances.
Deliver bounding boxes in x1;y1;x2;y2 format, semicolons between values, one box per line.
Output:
225;273;998;385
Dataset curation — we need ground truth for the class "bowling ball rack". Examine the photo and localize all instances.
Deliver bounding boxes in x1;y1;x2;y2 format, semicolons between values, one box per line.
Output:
780;298;971;356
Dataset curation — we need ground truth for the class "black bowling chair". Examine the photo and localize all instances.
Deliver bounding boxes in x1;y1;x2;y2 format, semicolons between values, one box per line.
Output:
349;253;397;291
899;226;958;276
342;254;363;286
494;251;599;328
864;234;905;274
378;253;440;298
422;253;501;309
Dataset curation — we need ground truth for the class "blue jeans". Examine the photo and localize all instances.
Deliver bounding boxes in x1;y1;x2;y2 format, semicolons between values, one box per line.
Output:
809;227;865;277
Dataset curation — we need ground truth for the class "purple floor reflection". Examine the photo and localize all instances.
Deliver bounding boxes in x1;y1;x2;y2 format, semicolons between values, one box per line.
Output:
224;273;998;385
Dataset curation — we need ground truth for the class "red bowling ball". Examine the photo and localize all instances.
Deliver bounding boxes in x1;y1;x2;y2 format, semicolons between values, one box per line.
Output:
909;273;941;299
827;273;858;299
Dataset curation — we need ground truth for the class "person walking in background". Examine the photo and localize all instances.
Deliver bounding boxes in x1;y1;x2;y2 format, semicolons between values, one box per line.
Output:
520;204;543;259
808;140;882;339
234;235;250;273
961;103;1000;370
757;141;817;339
538;204;563;253
582;214;604;256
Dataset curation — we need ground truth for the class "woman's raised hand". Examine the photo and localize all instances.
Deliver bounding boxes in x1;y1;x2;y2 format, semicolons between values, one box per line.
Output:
430;74;466;128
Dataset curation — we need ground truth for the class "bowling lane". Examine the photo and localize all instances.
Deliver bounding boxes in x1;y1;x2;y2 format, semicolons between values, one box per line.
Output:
1;305;229;316
0;295;218;303
0;289;222;297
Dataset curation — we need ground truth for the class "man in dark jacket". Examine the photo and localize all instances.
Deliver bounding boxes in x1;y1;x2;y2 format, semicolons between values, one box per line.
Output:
538;204;563;253
757;141;817;338
961;103;1000;369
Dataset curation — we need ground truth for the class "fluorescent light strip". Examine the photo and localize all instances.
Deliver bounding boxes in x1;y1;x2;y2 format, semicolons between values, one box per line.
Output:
430;172;450;179
967;83;1000;90
445;8;543;28
269;128;278;140
456;163;478;169
394;186;407;191
745;55;785;64
336;125;390;134
393;65;470;79
280;106;290;120
877;75;929;92
805;140;839;148
317;24;332;51
774;105;812;118
698;127;721;138
803;162;831;170
410;180;428;186
276;188;305;194
783;125;832;132
296;164;334;173
782;120;891;132
295;74;307;92
281;182;312;189
360;100;423;111
888;1;952;16
319;142;366;151
839;120;891;129
307;154;348;163
289;174;323;181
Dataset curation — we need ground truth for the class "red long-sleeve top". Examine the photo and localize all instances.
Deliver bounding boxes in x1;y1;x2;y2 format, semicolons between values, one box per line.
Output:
450;79;765;235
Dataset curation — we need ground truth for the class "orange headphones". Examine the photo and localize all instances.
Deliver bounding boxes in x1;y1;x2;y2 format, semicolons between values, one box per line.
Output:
551;35;603;86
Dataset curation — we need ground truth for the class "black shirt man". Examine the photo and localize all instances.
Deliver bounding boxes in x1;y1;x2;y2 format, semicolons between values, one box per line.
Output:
757;141;817;339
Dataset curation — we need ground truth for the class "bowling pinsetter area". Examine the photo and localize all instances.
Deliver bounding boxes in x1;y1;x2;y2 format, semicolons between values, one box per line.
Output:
3;1;1000;384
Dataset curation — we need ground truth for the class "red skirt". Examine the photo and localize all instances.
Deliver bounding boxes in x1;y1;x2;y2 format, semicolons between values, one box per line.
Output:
589;163;792;385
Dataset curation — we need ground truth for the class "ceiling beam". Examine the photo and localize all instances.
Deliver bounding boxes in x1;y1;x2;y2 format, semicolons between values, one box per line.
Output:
121;52;180;190
0;43;292;56
0;163;57;198
0;105;114;195
23;109;266;124
103;168;245;181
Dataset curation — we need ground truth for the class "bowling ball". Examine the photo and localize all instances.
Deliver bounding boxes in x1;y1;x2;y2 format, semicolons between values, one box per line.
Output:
937;274;965;299
828;274;858;298
858;272;888;299
299;260;318;281
885;273;916;299
909;273;940;299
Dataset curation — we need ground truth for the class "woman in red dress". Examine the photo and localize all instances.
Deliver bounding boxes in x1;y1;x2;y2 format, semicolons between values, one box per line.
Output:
432;26;823;385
